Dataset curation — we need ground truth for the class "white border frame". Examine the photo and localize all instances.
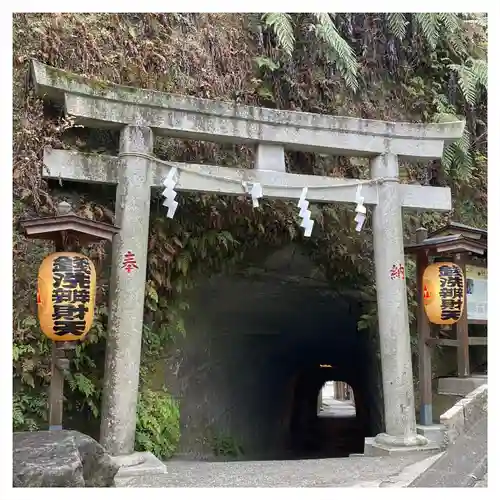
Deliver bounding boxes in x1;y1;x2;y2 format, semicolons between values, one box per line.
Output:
3;2;495;497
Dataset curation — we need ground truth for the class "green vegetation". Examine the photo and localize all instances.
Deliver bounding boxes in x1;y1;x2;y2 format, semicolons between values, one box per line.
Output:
258;12;487;184
210;432;244;458
12;13;487;457
135;388;180;459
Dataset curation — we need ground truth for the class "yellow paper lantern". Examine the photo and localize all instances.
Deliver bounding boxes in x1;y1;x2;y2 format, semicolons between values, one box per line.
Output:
422;262;465;325
37;252;96;341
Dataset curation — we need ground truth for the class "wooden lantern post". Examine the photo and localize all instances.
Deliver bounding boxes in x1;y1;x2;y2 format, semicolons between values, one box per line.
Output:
19;201;120;431
405;222;487;426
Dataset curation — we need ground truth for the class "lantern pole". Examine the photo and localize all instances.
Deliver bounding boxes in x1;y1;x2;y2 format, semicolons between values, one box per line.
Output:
415;227;433;426
454;253;470;377
48;343;65;430
48;202;76;431
49;340;77;430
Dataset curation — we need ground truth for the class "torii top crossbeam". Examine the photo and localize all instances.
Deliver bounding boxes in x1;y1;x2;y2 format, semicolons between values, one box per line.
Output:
32;60;464;160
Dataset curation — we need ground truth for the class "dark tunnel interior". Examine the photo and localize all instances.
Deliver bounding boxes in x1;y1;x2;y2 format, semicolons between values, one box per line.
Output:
167;245;383;460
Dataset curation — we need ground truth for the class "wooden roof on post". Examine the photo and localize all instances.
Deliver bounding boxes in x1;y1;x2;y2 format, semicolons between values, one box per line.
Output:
427;221;487;242
404;222;487;258
19;213;120;243
18;201;120;246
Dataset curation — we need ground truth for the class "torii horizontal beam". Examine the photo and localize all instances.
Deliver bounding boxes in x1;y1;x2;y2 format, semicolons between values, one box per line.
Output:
32;60;465;160
43;148;451;211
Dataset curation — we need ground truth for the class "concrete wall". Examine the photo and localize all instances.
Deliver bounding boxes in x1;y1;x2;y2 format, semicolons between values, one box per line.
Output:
322;382;335;399
440;385;487;446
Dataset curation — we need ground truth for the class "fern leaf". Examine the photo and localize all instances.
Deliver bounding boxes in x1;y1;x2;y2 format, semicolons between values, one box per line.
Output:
414;13;440;49
437;13;467;55
441;143;455;172
13;403;25;426
386;13;408;40
312;13;359;91
449;63;477;106
471;58;487;90
453;131;474;181
434;96;474;183
432;94;456;116
438;12;461;34
261;13;295;57
254;56;279;72
74;373;95;397
441;127;474;181
68;376;77;391
446;34;467;57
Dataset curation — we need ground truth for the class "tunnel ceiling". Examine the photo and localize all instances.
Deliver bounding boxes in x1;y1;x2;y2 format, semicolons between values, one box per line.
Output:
187;243;362;344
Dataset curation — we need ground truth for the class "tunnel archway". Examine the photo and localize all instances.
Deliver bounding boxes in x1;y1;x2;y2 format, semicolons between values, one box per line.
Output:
318;380;356;416
287;369;366;458
166;244;383;460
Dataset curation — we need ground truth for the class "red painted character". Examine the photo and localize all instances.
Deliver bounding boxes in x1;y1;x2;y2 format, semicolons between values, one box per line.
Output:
122;251;139;273
390;264;405;280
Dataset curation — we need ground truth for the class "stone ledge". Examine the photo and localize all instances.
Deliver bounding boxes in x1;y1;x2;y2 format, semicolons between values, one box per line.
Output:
113;451;168;486
440;384;487;446
32;60;464;160
438;376;487;396
379;452;445;487
416;424;446;448
363;437;441;457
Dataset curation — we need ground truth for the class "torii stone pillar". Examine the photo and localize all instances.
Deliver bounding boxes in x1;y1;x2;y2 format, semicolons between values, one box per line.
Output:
371;153;422;447
100;126;154;455
32;60;465;457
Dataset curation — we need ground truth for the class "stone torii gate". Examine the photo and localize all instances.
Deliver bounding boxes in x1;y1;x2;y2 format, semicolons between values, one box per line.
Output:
32;60;464;457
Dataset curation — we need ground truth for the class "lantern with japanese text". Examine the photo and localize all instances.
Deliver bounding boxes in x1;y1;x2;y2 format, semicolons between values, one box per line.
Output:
422;262;465;325
37;252;96;341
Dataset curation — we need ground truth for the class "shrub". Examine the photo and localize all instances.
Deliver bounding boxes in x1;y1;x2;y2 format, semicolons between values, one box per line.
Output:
135;388;180;459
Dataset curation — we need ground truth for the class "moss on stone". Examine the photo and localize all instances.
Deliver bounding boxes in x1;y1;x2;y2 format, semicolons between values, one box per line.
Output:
41;61;143;97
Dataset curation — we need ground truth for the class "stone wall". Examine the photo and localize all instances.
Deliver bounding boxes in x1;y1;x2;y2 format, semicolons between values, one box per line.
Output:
440;384;487;446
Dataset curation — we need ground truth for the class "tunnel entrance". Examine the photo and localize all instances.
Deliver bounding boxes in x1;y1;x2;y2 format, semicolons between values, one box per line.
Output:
318;380;356;416
166;244;383;460
287;370;364;459
312;380;361;458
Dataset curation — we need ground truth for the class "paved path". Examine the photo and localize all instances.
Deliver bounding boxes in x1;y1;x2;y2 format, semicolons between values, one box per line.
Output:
117;398;487;488
319;398;356;418
118;398;442;488
408;414;487;488
118;455;431;487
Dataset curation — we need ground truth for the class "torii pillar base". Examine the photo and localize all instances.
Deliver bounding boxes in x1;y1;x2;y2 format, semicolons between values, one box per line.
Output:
363;437;441;457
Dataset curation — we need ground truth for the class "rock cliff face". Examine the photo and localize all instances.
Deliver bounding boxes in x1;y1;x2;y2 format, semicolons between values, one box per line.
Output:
13;431;119;487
